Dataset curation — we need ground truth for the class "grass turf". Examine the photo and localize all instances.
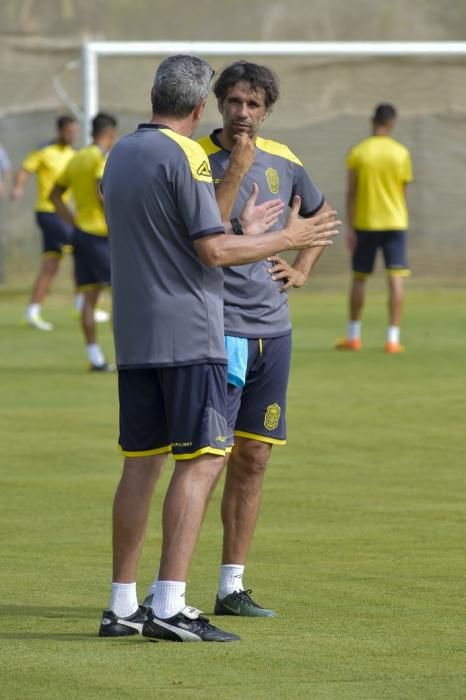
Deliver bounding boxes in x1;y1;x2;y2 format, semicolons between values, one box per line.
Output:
0;284;465;699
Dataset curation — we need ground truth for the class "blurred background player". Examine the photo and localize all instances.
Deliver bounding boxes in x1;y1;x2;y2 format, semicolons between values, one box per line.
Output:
0;143;12;284
50;112;117;371
10;115;78;330
336;103;413;353
0;143;11;200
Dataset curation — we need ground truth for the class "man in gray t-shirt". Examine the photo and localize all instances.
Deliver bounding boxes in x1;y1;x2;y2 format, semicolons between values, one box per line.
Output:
196;61;337;618
99;54;339;643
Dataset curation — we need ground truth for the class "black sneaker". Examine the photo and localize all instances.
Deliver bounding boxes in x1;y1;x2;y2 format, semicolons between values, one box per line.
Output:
98;606;147;637
89;362;115;373
142;606;240;642
214;589;277;617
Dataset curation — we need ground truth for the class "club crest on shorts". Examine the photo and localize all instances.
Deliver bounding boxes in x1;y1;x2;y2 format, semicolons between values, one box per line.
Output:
264;402;281;431
265;167;279;194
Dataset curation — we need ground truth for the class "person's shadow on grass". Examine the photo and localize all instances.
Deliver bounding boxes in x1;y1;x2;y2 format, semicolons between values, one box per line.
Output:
0;604;131;641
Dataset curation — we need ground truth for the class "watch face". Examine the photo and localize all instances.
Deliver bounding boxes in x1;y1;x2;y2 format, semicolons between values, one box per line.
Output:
232;218;243;235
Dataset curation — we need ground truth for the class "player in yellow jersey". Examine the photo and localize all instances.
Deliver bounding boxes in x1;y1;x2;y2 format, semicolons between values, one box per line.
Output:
10;116;79;330
336;104;413;353
50;113;118;371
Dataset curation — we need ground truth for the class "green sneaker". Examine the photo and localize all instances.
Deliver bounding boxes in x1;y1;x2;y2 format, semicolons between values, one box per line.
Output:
214;589;277;617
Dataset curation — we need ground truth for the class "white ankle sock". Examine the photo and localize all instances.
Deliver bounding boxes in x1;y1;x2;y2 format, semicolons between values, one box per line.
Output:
109;582;138;617
27;303;41;319
152;580;186;619
348;320;361;341
87;343;105;366
387;326;400;344
75;293;84;312
218;564;245;600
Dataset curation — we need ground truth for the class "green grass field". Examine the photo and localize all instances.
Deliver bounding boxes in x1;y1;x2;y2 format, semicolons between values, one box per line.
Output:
1;282;465;699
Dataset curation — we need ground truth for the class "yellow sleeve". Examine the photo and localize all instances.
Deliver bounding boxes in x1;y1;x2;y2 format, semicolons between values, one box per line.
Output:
346;146;358;170
403;151;413;183
22;149;41;173
55;162;71;189
95;153;106;181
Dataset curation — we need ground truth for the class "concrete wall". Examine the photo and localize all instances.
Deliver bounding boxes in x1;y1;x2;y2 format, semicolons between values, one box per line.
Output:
1;0;466;280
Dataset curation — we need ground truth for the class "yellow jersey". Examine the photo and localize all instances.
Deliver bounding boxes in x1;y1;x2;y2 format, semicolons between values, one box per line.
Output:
346;136;413;231
56;144;107;236
22;142;75;213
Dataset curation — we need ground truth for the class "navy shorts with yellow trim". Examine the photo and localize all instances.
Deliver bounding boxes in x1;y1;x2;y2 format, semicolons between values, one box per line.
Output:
36;212;73;258
227;334;292;446
73;227;111;290
352;229;409;277
118;363;231;460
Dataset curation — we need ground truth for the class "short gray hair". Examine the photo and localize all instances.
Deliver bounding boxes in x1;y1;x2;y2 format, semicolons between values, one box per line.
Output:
151;54;214;118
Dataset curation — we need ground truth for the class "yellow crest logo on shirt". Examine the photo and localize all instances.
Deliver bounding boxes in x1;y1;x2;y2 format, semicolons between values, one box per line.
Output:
265;167;279;194
264;403;281;431
197;160;212;178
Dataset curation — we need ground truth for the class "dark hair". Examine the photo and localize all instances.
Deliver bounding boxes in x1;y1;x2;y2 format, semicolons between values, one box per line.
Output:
56;115;78;130
151;54;214;118
91;112;118;137
213;61;280;111
372;103;397;126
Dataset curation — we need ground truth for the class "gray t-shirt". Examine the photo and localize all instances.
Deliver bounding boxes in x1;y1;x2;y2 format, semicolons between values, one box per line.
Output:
102;123;227;369
198;130;324;338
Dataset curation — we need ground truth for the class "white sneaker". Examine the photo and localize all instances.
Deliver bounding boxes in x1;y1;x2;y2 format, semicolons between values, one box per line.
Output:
27;313;53;331
94;308;110;323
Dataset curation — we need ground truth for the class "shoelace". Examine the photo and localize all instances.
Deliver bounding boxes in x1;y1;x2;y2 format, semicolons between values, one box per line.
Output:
234;589;255;602
195;615;219;632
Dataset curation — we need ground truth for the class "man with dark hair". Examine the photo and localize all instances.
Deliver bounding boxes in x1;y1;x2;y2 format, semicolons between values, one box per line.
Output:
10;115;79;330
99;54;338;642
336;103;413;353
172;60;335;618
50;112;118;370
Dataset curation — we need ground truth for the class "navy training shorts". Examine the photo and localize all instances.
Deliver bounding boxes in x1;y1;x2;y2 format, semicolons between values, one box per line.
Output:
73;227;111;290
227;334;292;446
36;211;73;258
118;363;231;460
352;229;410;277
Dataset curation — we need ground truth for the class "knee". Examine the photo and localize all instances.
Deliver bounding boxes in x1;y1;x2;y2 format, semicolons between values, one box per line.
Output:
43;258;59;275
231;440;271;479
186;453;225;485
123;454;166;483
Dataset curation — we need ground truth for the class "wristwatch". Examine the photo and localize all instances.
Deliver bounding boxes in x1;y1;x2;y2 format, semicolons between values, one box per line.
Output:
230;217;244;235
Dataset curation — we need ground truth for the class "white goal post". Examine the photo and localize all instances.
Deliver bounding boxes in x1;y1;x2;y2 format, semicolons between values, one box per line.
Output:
80;40;466;141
